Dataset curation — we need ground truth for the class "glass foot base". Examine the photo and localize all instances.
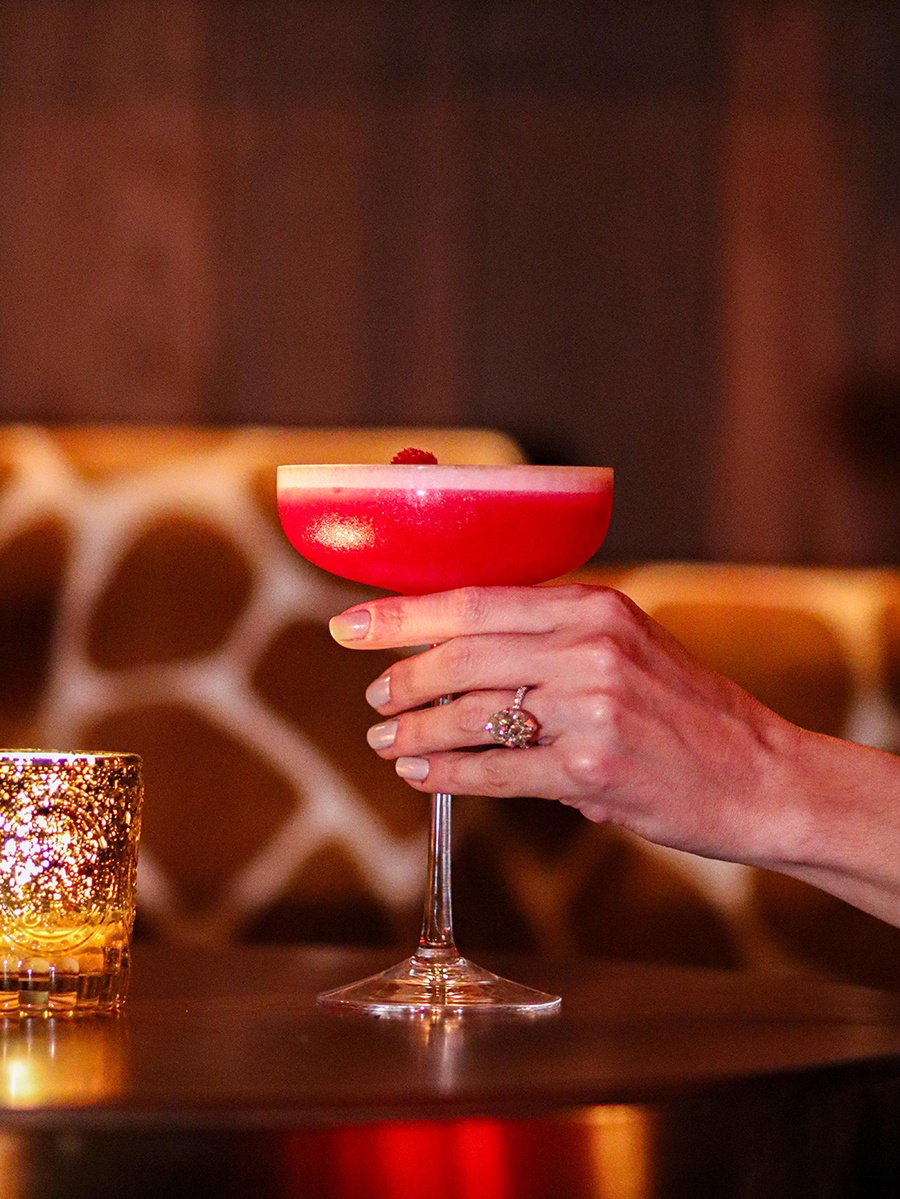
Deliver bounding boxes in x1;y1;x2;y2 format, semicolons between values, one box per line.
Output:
317;952;561;1017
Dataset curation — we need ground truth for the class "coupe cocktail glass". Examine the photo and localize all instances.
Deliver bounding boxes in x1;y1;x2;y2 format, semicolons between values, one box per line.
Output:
277;463;613;1015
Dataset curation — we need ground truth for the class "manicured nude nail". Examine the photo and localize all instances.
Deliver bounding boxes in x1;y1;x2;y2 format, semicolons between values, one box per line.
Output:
365;674;391;708
396;757;429;781
367;720;398;750
329;610;371;642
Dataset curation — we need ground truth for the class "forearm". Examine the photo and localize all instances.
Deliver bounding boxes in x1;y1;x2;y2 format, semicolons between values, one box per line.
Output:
758;723;900;927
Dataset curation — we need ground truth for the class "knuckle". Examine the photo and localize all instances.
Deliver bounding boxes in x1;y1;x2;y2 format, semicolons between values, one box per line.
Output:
585;697;619;738
368;597;408;641
449;587;492;629
456;692;490;737
479;751;514;794
561;744;611;790
582;634;627;683
593;585;636;626
549;583;602;629
551;582;643;642
552;591;641;666
555;582;598;607
558;699;627;789
441;637;479;687
575;583;639;632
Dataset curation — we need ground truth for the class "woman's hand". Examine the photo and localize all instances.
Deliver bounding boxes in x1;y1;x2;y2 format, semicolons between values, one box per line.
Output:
330;582;900;927
328;584;809;869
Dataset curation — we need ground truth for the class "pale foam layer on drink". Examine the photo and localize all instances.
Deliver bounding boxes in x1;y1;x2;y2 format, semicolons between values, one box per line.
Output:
277;463;613;494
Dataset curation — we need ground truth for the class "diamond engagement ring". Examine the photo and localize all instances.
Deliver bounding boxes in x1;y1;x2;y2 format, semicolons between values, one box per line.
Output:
485;686;541;749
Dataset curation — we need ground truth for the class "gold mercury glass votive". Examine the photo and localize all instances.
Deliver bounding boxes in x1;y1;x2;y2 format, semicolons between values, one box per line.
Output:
0;751;143;1017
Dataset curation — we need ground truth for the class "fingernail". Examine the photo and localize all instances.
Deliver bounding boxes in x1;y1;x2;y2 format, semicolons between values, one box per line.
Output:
329;609;371;642
365;674;391;708
366;720;398;750
396;757;429;781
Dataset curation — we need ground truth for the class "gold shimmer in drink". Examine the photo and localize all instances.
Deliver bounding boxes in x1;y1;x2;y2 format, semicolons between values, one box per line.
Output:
0;752;142;1017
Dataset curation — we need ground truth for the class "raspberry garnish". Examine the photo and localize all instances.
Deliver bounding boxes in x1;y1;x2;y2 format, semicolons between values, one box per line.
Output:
391;447;438;464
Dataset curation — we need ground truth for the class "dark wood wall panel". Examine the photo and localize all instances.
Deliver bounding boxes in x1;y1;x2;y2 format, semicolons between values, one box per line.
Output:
714;3;900;564
0;2;896;562
0;0;210;421
0;0;722;562
469;92;719;560
206;103;370;426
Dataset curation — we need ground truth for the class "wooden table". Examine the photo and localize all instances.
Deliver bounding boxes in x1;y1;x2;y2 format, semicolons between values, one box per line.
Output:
3;945;900;1197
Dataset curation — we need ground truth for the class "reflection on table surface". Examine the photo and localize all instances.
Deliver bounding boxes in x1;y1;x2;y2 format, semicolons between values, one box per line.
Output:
0;1018;126;1108
0;945;896;1197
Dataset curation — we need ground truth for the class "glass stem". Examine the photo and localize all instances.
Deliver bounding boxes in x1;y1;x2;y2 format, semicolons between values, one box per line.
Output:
417;695;458;960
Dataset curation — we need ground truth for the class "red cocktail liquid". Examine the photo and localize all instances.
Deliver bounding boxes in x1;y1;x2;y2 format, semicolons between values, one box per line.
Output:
277;465;613;593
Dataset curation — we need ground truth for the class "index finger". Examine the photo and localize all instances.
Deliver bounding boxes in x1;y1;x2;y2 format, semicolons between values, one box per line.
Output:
328;583;608;649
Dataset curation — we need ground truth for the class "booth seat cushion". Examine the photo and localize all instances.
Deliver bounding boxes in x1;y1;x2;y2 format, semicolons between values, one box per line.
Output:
0;426;519;942
0;425;736;968
2;427;897;985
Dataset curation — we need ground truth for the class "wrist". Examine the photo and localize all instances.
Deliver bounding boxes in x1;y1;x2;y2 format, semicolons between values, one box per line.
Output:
758;721;900;924
741;713;823;871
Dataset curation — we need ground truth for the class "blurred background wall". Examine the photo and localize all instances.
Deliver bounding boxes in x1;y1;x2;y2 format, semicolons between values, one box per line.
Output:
0;0;897;564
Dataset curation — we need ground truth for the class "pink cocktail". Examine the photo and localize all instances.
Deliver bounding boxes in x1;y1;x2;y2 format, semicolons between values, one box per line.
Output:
276;463;613;1014
277;464;613;594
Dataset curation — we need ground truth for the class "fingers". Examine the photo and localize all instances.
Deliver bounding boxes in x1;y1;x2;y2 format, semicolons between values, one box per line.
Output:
329;582;668;812
365;634;554;716
328;583;606;650
367;689;546;757
367;686;561;800
392;745;560;799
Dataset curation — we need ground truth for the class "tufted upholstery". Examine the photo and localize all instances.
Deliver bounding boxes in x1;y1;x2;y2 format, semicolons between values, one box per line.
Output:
1;425;899;986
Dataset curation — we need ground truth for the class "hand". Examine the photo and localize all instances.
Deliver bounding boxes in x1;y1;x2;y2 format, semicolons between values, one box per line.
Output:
328;584;809;869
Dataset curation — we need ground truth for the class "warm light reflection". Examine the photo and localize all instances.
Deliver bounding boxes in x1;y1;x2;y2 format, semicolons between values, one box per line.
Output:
0;1019;126;1106
0;1135;25;1199
581;1104;658;1199
411;1009;464;1093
